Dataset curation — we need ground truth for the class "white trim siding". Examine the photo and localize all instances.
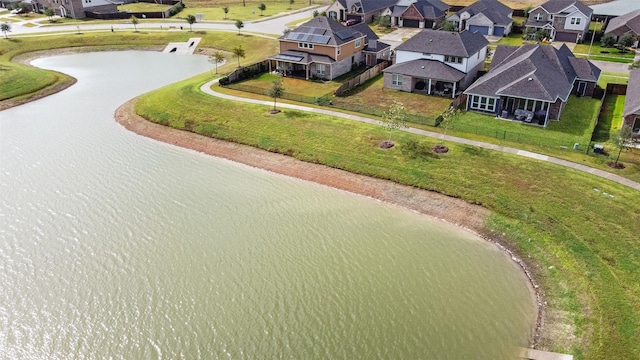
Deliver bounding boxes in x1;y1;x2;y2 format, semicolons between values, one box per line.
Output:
469;95;498;112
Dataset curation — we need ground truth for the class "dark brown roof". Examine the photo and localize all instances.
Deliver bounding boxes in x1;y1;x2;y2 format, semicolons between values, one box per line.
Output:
624;69;640;117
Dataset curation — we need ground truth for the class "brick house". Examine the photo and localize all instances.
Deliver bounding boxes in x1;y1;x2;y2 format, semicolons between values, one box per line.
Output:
464;44;601;127
447;0;513;36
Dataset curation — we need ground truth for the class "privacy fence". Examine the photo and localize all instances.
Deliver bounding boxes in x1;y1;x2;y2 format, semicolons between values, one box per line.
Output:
334;61;391;96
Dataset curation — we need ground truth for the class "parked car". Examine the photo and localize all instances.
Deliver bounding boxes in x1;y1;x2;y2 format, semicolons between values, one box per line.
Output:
345;19;357;26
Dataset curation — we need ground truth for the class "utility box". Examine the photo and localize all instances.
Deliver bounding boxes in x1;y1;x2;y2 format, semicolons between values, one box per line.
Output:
573;143;579;150
593;144;604;154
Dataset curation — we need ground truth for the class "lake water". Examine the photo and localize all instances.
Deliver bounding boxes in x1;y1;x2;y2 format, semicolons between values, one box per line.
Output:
0;51;536;359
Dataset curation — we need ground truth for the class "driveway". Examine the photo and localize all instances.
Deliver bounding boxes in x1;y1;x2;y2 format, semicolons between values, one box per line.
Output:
379;28;420;49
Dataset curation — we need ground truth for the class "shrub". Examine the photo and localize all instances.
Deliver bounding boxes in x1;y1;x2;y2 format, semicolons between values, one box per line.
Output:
601;33;616;47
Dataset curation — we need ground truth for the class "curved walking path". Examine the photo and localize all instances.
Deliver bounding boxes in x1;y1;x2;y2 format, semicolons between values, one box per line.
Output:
200;79;640;191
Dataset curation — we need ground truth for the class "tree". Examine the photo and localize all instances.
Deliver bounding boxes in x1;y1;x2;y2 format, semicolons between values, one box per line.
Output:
44;8;55;22
267;78;284;112
376;15;390;28
379;101;407;148
208;51;225;74
131;16;139;32
235;19;244;34
1;22;10;39
222;6;229;19
438;106;461;145
629;59;640;70
441;20;456;32
600;33;616;47
242;0;245;7
232;45;245;67
312;10;319;17
288;0;294;10
258;3;266;16
186;14;196;31
612;126;634;167
618;33;637;52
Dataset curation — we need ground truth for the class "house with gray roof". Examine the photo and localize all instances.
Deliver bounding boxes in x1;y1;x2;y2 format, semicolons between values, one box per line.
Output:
591;0;640;17
267;17;390;80
383;29;488;98
447;0;513;36
326;0;397;23
464;43;601;127
525;0;592;43
605;9;640;48
623;69;640;135
381;0;448;28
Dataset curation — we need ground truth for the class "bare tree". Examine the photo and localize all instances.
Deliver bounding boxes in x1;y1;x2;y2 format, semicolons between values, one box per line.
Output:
438;106;462;144
379;100;407;148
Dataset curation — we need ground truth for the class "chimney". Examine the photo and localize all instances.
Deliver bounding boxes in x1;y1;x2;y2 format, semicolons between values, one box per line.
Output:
368;39;377;49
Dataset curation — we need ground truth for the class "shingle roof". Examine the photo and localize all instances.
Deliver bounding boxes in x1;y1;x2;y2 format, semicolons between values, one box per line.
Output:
591;0;640;17
383;59;466;81
539;0;592;17
395;29;488;57
624;69;640;117
360;0;398;13
605;9;640;35
465;44;601;102
280;16;374;47
456;0;512;26
414;0;448;18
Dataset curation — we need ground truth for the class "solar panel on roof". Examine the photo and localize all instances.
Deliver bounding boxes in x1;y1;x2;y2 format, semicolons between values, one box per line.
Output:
335;30;353;40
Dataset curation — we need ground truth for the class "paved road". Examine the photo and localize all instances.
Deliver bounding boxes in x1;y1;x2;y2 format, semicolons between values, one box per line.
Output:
200;79;640;191
1;6;325;36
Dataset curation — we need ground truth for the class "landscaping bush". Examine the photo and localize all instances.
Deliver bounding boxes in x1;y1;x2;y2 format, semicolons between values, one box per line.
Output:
601;33;616;47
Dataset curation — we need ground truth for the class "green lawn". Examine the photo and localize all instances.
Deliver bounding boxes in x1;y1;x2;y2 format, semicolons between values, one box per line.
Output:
136;71;640;359
598;71;629;88
455;96;599;149
119;2;172;12
178;1;309;22
231;72;340;97
592;94;625;143
573;43;635;63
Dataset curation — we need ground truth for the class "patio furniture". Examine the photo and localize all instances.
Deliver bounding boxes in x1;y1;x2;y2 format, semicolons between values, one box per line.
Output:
514;109;534;122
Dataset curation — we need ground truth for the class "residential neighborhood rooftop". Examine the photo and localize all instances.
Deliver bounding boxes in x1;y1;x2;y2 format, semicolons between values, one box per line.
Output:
623;69;640;117
605;8;640;35
455;0;512;26
394;29;488;57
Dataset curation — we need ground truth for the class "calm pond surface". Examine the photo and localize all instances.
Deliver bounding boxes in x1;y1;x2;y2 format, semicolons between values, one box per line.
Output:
0;51;535;359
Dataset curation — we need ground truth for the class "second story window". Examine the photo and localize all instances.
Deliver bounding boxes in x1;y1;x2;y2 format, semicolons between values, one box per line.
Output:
570;17;581;25
534;13;543;21
444;55;463;64
337;46;341;55
298;42;314;50
355;38;361;48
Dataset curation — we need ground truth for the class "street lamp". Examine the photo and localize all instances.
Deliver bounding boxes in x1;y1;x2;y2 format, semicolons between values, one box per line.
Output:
588;19;599;60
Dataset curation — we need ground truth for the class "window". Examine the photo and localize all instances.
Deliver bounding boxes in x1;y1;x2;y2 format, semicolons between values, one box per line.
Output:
570;17;581;25
337;46;341;55
298;43;314;49
392;74;403;86
469;95;497;112
534;13;542;21
633;117;640;133
316;64;326;76
444;55;463;64
355;38;361;48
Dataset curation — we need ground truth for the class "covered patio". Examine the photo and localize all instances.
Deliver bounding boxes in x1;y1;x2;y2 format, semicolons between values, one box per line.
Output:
267;51;335;80
383;59;464;99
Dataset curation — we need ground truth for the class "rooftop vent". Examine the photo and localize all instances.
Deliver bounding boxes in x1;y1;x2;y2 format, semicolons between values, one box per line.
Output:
528;77;533;81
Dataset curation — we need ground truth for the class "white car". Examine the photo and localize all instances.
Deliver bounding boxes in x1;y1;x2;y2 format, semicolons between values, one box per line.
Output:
10;8;23;14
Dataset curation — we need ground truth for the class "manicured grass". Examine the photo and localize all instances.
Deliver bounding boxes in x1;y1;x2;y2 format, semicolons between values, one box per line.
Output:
331;74;452;122
598;71;629;88
136;71;640;359
455;96;599;149
178;1;309;22
1;16;21;22
573;43;635;63
494;32;536;47
21;22;38;27
120;2;172;12
233;72;340;97
592;94;625;143
0;31;277;105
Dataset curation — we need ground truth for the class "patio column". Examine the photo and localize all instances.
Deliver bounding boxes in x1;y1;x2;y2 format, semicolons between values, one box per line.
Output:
305;64;309;80
451;82;456;99
427;79;432;95
268;60;272;73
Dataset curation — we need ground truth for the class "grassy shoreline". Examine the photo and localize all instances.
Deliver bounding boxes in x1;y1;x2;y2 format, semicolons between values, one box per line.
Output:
2;32;640;359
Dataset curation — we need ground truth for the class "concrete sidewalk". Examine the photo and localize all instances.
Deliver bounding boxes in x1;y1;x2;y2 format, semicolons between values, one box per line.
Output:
200;79;640;191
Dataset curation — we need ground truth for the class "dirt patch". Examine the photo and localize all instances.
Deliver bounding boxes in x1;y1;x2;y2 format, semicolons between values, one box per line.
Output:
379;140;394;149
431;144;449;153
607;161;625;169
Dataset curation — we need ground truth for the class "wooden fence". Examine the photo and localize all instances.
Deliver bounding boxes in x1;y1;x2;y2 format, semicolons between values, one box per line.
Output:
334;60;390;96
606;83;628;95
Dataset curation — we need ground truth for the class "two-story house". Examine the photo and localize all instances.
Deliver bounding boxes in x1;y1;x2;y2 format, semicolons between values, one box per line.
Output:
382;29;488;98
267;16;390;80
447;0;513;36
525;0;592;43
33;0;117;18
623;69;640;136
381;0;448;28
605;9;640;48
464;43;601;127
326;0;397;23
